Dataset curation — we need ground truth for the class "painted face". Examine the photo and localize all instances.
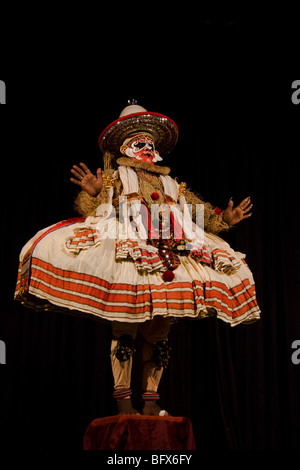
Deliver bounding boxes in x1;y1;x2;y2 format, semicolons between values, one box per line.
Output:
123;134;162;163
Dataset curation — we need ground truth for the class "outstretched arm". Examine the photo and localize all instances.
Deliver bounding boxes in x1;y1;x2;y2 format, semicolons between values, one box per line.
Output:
70;162;103;197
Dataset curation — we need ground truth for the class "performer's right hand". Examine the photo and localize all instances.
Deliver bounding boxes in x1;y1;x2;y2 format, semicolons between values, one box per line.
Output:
70;162;103;196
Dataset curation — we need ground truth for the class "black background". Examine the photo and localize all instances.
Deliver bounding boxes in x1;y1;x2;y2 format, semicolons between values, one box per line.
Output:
0;14;299;461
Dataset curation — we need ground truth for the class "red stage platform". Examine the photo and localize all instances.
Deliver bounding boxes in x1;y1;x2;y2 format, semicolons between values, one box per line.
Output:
83;415;196;450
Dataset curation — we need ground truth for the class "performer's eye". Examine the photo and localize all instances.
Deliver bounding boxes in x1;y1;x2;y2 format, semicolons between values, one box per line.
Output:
135;142;146;149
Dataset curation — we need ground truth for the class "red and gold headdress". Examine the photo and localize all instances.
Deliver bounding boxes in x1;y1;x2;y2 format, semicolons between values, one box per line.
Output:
98;101;179;157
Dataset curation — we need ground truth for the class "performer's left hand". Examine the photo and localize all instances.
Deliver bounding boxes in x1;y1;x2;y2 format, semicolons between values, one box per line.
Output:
223;197;253;226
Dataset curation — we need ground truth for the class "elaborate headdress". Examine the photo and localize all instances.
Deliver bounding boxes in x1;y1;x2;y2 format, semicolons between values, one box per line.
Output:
99;101;179;161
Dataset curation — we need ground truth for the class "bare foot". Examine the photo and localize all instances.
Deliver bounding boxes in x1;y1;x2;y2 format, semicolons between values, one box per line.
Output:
117;398;140;415
142;401;170;416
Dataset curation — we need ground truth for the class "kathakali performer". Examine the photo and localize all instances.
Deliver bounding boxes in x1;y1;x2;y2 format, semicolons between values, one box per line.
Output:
15;101;261;416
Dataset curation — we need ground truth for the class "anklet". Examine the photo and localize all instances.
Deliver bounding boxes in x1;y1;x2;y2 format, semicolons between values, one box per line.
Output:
142;391;159;401
113;388;132;400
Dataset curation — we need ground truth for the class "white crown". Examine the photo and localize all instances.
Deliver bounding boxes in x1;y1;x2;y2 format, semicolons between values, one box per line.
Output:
119;104;147;118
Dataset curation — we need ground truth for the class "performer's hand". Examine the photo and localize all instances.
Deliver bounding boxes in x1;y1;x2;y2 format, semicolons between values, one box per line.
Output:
70;162;103;196
223;197;253;226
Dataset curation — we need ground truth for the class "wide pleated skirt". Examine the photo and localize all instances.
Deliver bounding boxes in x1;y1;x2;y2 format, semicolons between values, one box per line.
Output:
15;217;261;326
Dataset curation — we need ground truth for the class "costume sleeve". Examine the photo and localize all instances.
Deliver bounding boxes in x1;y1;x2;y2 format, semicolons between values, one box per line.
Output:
74;169;122;217
183;187;230;234
74;190;102;217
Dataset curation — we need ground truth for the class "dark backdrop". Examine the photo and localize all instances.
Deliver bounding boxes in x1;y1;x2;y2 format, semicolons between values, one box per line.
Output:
1;18;299;455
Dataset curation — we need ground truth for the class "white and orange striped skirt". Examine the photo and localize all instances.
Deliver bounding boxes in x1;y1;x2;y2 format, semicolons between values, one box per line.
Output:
15;217;261;326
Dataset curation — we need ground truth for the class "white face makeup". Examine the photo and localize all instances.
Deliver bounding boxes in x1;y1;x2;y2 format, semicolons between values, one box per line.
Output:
121;134;162;163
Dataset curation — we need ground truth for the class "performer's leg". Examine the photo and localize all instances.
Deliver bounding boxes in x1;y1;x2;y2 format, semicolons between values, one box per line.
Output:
139;316;171;415
111;321;139;414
